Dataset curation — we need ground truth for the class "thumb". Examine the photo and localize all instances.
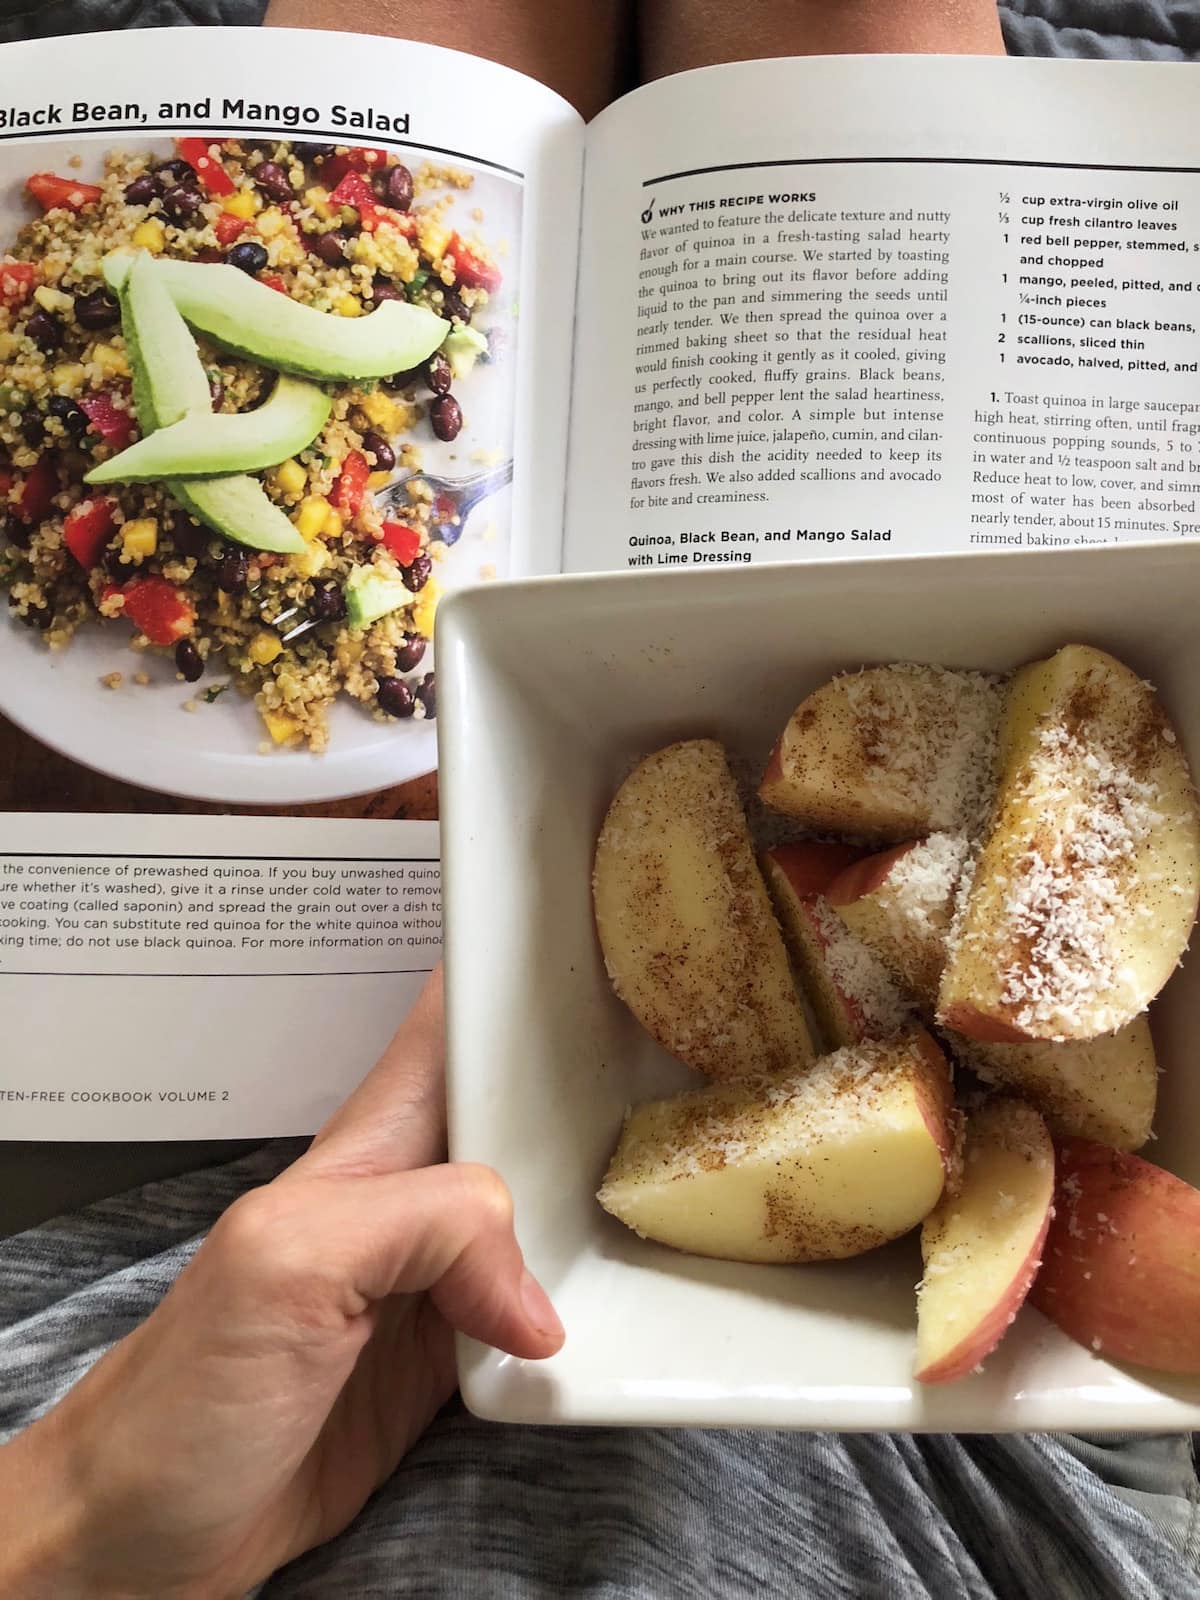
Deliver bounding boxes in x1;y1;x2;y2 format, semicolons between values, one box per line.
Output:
220;1162;564;1361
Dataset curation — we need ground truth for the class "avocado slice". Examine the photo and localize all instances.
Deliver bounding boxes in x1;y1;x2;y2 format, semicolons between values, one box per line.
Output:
443;325;489;382
344;565;412;630
119;249;211;427
85;374;331;485
135;258;447;382
114;250;305;556
168;475;308;556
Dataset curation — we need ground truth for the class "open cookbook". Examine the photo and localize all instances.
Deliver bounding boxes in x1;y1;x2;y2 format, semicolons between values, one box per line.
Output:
0;27;1196;1138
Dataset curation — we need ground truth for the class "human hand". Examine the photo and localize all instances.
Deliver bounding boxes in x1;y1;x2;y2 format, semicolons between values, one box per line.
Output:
0;970;563;1599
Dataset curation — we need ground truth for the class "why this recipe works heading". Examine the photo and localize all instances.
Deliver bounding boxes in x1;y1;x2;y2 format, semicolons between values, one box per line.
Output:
0;97;410;134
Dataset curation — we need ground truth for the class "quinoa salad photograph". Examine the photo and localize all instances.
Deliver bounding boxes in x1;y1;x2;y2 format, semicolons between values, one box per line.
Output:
0;135;518;783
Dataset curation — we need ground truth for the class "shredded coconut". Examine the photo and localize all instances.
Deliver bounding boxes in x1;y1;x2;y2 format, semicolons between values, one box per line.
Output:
995;725;1167;1034
837;664;1004;836
806;899;911;1039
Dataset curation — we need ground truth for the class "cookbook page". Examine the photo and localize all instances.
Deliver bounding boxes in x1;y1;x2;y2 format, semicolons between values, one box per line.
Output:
0;26;582;1138
564;57;1199;573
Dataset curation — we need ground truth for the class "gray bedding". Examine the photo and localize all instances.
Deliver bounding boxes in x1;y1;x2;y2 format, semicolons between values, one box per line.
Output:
1001;0;1200;59
2;0;1198;57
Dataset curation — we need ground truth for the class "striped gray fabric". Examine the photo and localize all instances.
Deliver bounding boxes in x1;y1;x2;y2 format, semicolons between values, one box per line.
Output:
2;1144;1198;1599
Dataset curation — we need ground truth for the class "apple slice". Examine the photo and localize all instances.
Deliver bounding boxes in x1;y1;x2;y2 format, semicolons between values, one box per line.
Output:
823;834;1157;1149
1029;1139;1200;1374
759;664;1003;842
915;1098;1054;1384
593;739;815;1083
760;838;867;897
763;844;909;1050
826;832;972;1010
952;1023;1156;1154
939;644;1200;1043
598;1031;956;1264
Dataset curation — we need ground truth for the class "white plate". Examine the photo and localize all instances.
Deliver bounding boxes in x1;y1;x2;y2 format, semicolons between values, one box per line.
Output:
0;135;518;803
438;541;1200;1430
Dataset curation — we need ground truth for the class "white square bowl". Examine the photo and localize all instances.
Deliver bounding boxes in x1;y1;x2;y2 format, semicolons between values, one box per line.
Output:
438;541;1200;1431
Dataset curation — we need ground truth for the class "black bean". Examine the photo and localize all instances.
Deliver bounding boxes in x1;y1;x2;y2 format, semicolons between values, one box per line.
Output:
161;184;204;225
311;230;348;266
20;412;44;448
253;161;293;203
384;164;414;211
402;553;433;593
47;394;88;438
293;142;335;163
308;579;346;623
169;513;210;558
74;288;120;331
217;548;249;593
429;394;463;443
2;514;30;549
156;157;196;187
395;632;426;673
24;308;60;353
22;600;53;630
175;638;204;682
376;676;415;719
208;372;224;412
360;431;395;472
440;288;471;325
227;240;269;276
104;544;134;579
425;350;452;394
415;672;436;719
123;173;159;206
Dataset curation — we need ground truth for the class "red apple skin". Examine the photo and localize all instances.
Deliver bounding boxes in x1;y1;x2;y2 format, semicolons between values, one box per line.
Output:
1030;1139;1200;1374
825;841;919;907
916;1223;1050;1385
939;1000;1037;1045
768;840;867;900
761;736;784;795
764;851;868;1049
909;1029;957;1176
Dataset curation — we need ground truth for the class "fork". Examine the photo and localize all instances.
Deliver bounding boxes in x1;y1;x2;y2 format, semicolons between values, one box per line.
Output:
263;460;514;643
374;460;515;545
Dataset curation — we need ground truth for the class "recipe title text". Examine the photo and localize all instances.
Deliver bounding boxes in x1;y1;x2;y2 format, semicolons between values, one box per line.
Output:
0;99;410;135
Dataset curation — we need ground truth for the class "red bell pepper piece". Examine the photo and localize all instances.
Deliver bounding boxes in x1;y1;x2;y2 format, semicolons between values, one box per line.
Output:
120;575;195;646
328;170;378;222
63;496;117;568
77;392;137;451
260;274;289;295
26;173;103;214
176;138;236;197
320;147;389;187
380;521;422;566
0;259;37;307
214;211;248;246
15;456;56;524
332;450;370;516
326;171;418;237
444;233;501;294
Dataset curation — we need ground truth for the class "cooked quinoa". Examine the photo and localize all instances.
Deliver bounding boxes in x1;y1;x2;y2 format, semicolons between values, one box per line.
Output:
0;139;507;749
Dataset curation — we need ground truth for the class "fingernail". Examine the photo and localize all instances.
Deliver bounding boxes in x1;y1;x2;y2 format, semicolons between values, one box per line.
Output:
519;1268;564;1342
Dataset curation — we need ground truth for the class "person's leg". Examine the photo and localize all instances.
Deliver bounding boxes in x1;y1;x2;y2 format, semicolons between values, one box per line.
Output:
264;0;629;118
640;0;1004;78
